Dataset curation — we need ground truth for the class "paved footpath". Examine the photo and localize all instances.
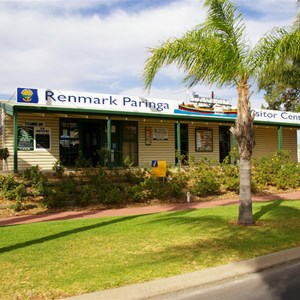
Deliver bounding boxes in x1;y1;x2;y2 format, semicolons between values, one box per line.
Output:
1;190;300;226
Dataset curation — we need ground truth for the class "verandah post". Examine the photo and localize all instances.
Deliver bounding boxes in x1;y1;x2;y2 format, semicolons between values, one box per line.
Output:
176;121;181;168
13;110;18;173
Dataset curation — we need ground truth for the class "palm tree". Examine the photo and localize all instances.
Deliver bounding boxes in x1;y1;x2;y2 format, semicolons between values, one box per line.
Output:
143;0;300;225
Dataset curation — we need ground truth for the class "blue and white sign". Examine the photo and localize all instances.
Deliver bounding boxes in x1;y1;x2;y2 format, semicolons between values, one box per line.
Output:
251;108;300;123
15;87;300;125
16;87;174;115
151;160;158;167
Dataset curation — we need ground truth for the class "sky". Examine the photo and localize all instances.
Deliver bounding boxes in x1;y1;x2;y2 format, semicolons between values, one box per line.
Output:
0;0;298;108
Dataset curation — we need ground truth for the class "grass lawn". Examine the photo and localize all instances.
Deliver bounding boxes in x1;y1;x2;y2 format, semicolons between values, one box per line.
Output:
1;200;300;299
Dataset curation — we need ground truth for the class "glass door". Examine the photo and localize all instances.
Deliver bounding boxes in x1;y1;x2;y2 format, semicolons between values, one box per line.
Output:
219;126;231;163
59;119;80;166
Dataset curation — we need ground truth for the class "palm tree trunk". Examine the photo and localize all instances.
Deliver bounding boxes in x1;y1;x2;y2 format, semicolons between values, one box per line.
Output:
232;80;255;225
238;157;254;224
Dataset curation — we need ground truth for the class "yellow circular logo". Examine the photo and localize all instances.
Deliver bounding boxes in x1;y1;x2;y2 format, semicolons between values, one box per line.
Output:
21;89;33;102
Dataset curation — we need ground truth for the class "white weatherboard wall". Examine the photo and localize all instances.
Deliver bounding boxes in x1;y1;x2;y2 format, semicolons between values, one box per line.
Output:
253;126;298;162
252;127;277;158
188;122;220;162
139;120;175;166
3;114;13;171
4;113;60;171
283;128;298;162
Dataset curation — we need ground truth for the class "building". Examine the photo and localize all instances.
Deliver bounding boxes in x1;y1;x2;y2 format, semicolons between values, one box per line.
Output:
0;87;299;173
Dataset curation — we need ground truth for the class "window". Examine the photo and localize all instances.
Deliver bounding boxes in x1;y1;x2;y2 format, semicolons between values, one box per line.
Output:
35;127;51;150
59;119;80;165
122;122;138;166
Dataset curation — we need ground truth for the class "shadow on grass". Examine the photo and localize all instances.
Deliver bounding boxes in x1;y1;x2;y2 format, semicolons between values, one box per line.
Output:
253;200;284;221
1;200;299;256
253;199;300;221
0;214;141;254
129;209;300;275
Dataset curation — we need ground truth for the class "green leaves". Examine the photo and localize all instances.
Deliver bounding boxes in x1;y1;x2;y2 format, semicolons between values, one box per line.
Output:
143;0;249;90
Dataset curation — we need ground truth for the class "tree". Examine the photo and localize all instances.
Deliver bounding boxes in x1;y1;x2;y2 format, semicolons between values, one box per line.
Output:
261;69;300;111
258;2;300;112
143;0;300;225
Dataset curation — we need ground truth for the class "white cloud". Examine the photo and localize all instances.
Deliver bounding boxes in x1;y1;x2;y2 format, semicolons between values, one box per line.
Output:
0;0;298;108
0;0;204;94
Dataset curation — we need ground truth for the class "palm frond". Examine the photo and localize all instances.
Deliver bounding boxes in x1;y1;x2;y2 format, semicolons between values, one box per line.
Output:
143;37;189;90
143;0;249;90
250;26;300;80
203;0;249;62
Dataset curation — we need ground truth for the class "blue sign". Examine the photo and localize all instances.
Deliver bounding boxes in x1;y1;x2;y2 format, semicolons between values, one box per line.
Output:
17;88;39;103
151;160;158;167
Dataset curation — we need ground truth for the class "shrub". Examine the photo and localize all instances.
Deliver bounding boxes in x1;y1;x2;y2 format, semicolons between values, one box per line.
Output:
0;175;27;210
52;160;65;178
22;165;49;197
0;175;20;200
5;150;299;211
22;165;42;184
125;184;147;203
104;184;126;205
191;169;221;196
97;147;111;167
221;163;239;193
42;175;78;208
78;184;94;206
166;171;188;198
252;150;299;189
141;176;167;199
75;151;92;168
273;162;300;189
123;156;134;168
11;184;27;211
225;176;240;193
124;168;149;184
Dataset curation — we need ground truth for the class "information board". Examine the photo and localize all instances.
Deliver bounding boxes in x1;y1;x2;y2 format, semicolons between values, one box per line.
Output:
17;127;34;151
35;127;51;149
195;128;213;152
152;160;167;177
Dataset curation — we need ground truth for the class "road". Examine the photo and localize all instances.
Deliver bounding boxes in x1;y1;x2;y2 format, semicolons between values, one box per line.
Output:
153;259;300;300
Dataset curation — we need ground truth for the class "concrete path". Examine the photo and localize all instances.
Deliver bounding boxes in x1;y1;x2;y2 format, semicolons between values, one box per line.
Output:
0;190;299;226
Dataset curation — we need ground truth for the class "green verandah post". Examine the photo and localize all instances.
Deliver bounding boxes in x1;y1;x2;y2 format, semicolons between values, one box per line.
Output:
107;117;112;167
176;121;181;168
13;110;18;173
278;125;283;150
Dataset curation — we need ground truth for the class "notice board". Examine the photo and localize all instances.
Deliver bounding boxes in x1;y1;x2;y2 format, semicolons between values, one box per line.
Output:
17;126;34;151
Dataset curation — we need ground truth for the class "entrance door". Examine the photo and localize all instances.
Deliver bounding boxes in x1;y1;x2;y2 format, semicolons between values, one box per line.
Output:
175;123;189;164
82;121;104;166
219;126;231;163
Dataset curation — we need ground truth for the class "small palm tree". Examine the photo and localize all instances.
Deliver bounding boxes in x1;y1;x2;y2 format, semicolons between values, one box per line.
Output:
143;0;300;225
